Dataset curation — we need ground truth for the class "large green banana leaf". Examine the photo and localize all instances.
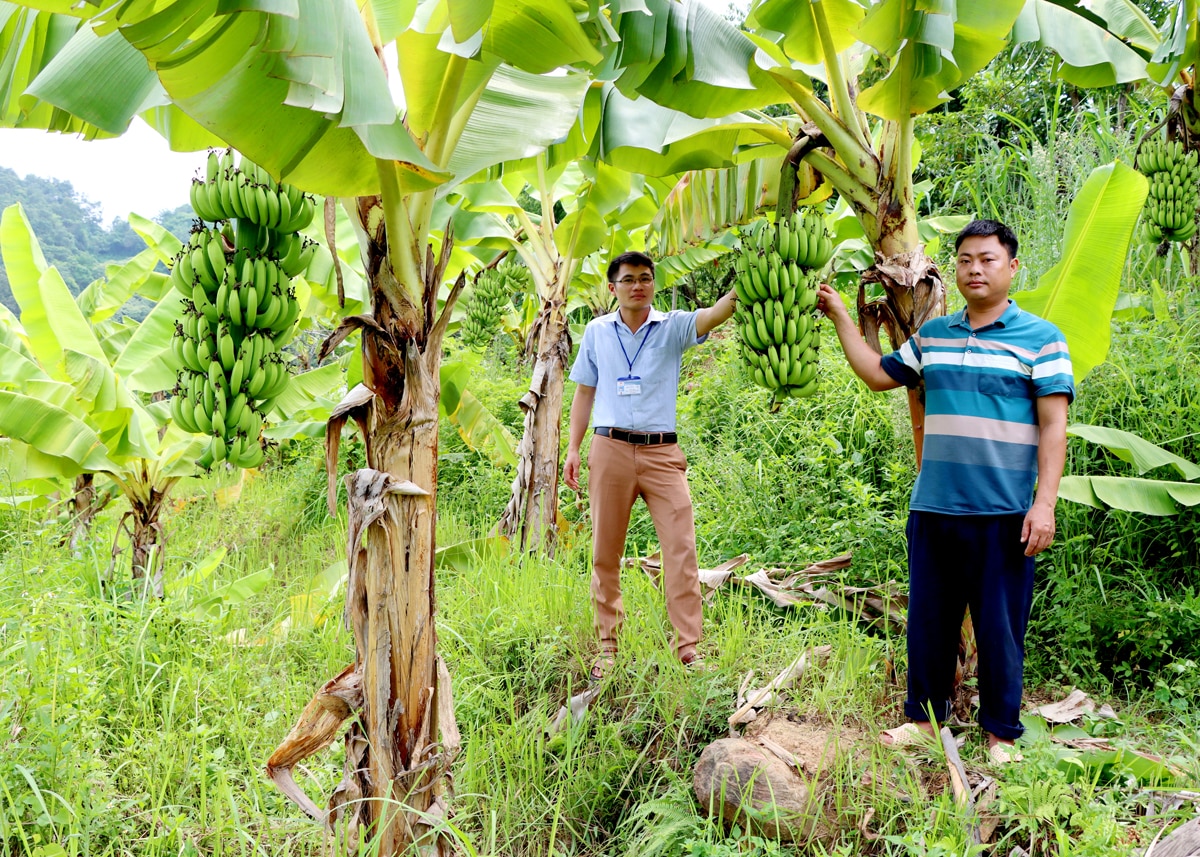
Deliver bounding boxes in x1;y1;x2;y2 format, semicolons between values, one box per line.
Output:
1059;476;1200;516
447;65;592;185
1068;424;1200;481
111;293;187;393
270;362;345;419
2;0;772;198
856;0;1026;121
1148;0;1198;85
76;248;161;326
62;349;161;460
1012;161;1147;385
0;391;117;471
605;0;783;118
1059;423;1200;515
650;158;776;255
0;438;79;489
747;0;865;66
1;204;109;375
594;86;777;177
1011;0;1151;88
440;359;517;469
1041;0;1160;52
0;340;46;387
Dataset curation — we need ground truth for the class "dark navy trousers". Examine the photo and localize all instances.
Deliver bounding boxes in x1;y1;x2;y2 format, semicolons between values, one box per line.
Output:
903;510;1035;741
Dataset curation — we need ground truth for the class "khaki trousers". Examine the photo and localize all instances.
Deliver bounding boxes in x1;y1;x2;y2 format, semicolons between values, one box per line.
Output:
587;434;702;660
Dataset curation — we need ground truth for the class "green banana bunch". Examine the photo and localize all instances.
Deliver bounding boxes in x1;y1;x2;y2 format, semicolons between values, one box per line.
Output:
1136;137;1200;244
190;149;318;234
461;262;525;350
169;151;318;470
731;211;833;404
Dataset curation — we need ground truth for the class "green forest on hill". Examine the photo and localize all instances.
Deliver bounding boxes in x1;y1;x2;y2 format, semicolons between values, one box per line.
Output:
0;167;191;312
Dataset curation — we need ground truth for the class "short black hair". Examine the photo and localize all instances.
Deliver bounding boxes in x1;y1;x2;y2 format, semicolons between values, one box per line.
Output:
955;219;1018;260
607;251;654;282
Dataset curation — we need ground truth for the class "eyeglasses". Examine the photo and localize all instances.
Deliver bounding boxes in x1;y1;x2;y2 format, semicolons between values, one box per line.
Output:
615;275;654;286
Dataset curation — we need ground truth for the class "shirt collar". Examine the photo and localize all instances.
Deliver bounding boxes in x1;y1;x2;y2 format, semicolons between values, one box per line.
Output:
612;307;668;334
948;299;1020;331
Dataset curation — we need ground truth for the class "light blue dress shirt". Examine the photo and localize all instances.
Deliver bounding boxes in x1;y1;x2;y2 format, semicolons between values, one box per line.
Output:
569;307;707;432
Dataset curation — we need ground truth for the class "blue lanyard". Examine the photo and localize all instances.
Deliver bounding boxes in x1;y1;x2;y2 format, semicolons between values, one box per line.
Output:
615;319;656;375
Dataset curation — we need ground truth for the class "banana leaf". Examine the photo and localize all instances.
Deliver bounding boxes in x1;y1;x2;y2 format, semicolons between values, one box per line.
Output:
857;0;1026;121
1;204;107;374
1058;475;1200;516
0;391;117;471
0;340;48;387
1068;423;1200;480
1011;0;1150;88
270;362;346;418
440;359;517;469
111;293;187;393
1013;161;1147;384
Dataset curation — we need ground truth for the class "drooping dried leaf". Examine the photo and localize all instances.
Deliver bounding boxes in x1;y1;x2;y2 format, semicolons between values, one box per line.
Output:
265;663;362;824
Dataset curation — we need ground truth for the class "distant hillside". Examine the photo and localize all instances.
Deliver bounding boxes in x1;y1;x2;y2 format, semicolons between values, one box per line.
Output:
0;167;193;313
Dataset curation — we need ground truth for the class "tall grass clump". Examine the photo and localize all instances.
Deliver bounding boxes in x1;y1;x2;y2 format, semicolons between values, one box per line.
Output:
1028;302;1200;713
671;332;911;578
0;457;352;856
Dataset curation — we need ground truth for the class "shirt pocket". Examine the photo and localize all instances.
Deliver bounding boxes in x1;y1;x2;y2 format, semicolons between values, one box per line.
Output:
978;372;1032;398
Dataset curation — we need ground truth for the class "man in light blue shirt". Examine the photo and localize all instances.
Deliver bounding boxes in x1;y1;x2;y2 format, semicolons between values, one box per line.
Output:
563;251;736;680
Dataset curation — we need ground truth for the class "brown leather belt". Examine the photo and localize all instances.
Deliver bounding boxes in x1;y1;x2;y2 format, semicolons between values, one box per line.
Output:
594;426;677;445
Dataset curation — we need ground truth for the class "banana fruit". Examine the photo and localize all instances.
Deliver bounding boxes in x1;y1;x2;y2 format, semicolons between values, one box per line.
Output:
460;262;528;350
1136;137;1200;245
732;210;833;403
169;149;316;469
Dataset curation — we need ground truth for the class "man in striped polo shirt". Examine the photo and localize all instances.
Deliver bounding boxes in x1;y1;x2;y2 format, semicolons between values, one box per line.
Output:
817;219;1074;762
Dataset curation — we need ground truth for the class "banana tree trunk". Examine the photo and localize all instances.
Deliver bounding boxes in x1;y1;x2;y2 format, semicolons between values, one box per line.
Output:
267;204;463;856
331;389;450;853
65;473;112;551
114;475;174;598
497;293;571;554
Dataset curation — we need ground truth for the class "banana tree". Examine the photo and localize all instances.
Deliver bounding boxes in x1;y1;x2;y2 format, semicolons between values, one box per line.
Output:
0;210;180;541
0;204;202;592
450;145;653;553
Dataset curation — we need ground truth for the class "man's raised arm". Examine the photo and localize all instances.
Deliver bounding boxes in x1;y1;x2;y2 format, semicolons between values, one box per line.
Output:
816;283;903;392
695;289;738;338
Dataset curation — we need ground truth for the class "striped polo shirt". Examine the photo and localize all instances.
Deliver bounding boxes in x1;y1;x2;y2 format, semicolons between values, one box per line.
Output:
880;300;1074;515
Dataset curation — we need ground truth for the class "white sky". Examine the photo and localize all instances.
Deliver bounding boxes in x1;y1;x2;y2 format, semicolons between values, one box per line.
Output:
1;121;208;224
0;0;746;225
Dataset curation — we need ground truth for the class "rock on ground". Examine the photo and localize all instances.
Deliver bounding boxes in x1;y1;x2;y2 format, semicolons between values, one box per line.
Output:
693;715;862;843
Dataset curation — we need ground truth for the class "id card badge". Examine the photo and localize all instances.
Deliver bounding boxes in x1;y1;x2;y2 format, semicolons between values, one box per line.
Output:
616;375;642;396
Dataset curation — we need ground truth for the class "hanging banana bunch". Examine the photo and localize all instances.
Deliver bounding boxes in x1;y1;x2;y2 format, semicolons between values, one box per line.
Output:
1137;136;1200;244
731;210;834;404
167;149;318;470
461;262;524;350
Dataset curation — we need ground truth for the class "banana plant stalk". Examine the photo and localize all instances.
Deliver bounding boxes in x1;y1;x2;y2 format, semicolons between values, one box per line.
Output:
267;57;481;857
496;155;581;555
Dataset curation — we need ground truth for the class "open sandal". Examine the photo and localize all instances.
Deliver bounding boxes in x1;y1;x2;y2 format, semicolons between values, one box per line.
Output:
681;652;709;672
879;722;936;749
589;655;615;682
988;742;1023;765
